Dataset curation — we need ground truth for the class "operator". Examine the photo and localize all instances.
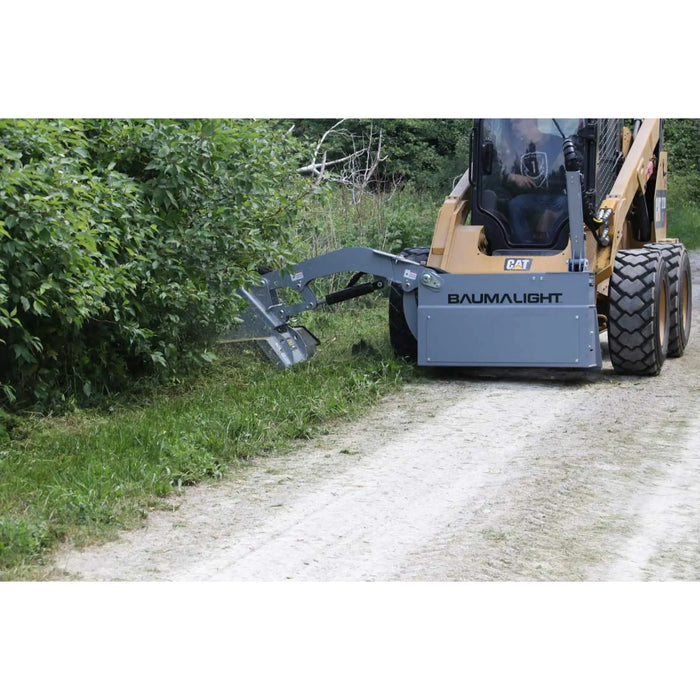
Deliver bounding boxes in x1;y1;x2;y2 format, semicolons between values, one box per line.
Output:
502;119;568;245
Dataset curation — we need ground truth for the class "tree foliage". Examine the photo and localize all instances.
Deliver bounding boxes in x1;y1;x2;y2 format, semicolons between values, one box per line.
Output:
293;118;700;194
664;118;700;204
664;119;700;174
0;119;305;408
290;119;472;193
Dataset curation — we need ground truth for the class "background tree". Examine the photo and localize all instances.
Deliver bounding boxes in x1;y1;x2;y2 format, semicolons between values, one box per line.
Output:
290;119;472;193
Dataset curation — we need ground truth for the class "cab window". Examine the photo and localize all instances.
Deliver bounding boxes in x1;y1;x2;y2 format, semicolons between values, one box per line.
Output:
478;119;581;248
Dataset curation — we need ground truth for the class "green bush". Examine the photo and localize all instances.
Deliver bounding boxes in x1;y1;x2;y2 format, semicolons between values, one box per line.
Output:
0;119;306;409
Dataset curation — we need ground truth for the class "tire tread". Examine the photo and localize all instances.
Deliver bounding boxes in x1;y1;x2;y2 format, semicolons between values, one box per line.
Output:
608;248;669;375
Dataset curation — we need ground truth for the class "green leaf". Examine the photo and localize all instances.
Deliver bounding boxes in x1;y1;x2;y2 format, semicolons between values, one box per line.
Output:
150;352;167;368
13;343;35;363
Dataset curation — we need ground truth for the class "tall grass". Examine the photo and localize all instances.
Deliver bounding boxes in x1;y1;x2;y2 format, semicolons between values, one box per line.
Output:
293;184;439;259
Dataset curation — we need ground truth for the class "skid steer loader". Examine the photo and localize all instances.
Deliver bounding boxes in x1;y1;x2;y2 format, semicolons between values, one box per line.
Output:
223;119;692;375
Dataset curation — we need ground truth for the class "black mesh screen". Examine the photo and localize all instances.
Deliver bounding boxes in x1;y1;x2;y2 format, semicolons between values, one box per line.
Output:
595;120;623;208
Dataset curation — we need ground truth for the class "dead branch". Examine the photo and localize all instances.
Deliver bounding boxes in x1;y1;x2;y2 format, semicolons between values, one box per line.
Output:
297;120;387;196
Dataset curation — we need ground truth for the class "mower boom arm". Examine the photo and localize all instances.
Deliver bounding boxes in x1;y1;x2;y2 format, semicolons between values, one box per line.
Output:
220;247;437;368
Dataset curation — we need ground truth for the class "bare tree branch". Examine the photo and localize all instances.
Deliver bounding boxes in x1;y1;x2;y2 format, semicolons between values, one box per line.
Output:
297;120;386;196
296;151;364;177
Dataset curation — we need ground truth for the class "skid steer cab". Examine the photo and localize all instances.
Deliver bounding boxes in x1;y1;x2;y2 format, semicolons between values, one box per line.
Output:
223;119;693;376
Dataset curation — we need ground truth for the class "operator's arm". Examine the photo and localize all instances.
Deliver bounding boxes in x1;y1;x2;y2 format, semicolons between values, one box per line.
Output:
504;173;536;190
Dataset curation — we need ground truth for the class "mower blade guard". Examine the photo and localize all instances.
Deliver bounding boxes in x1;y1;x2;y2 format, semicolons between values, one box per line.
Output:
219;286;319;369
252;325;319;369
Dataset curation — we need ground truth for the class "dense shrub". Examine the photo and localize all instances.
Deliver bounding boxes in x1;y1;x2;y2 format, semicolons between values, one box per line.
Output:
0;119;306;408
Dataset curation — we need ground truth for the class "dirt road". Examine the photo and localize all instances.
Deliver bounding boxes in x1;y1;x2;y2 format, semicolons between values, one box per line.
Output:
55;252;700;581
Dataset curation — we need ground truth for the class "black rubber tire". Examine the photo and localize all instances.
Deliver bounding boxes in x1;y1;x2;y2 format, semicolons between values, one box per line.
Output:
645;242;692;357
608;248;670;376
388;247;430;360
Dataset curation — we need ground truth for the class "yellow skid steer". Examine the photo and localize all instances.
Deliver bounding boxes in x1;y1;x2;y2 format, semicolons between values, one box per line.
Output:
226;119;692;376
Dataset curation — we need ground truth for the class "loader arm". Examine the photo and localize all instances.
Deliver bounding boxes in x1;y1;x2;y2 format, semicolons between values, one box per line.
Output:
221;247;441;368
594;118;664;284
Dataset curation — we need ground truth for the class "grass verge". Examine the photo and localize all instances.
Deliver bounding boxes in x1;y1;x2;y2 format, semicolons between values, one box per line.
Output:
0;301;415;579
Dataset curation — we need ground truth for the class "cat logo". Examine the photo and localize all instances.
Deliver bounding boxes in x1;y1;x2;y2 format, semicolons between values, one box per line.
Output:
504;258;533;271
